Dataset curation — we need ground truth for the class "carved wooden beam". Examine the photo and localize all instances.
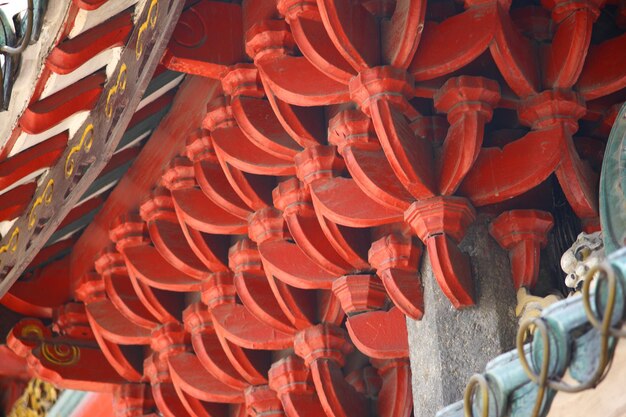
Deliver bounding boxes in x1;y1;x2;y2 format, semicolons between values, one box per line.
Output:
0;0;186;297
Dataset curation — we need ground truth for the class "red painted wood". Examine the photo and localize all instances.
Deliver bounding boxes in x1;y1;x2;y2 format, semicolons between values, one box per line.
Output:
248;20;350;106
20;72;106;135
46;11;133;75
110;215;188;322
278;1;355;84
8;319;127;392
96;248;160;329
331;275;387;315
15;3;622;416
140;188;212;280
225;64;302;160
206;97;296;177
211;303;294;350
26;237;77;272
163;1;243;78
187;131;252;220
57;195;105;230
183;302;248;390
1;257;72;317
0;132;67;191
71;77;220;285
0;182;36;223
113;383;157;417
405;197;476;308
230;240;296;335
244;385;284;417
274;178;354;275
369;233;424;320
490;210;554;289
346;307;409;359
328;109;412;211
0;346;28;381
269;355;327;417
210;311;272;385
433;76;500;195
372;358;413;417
577;33;626;100
151;322;244;404
163;157;248;236
76;274;152;345
249;207;336;290
72;392;116;417
294;325;367;417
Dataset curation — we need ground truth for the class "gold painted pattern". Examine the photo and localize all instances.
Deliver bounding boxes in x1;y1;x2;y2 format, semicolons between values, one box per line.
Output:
0;227;19;256
105;63;128;118
65;124;95;178
8;379;58;417
0;227;19;271
28;179;54;230
41;343;81;366
21;324;45;340
136;0;159;60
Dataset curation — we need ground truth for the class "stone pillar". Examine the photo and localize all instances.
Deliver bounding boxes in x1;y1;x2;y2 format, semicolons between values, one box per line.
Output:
406;215;517;416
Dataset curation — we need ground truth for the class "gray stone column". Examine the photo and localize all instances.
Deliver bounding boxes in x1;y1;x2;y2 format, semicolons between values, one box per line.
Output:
407;215;517;417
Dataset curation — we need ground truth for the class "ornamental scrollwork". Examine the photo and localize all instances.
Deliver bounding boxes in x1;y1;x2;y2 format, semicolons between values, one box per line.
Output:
0;227;20;270
21;323;45;340
65;123;95;178
105;63;128;118
41;343;81;366
0;227;19;272
136;0;158;60
27;179;54;230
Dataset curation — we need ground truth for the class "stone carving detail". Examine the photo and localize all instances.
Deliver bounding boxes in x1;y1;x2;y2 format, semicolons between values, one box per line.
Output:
515;287;561;326
561;231;605;291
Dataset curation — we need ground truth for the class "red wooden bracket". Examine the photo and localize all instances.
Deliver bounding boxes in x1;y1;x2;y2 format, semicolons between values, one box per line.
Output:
489;210;554;289
162;1;244;78
369;233;424;320
8;318;126;392
244;385;284;417
269;355;327;417
405;196;476;308
294;324;368;417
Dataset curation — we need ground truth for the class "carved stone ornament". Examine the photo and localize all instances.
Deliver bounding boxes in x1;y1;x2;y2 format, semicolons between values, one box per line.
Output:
514;287;561;327
560;231;605;290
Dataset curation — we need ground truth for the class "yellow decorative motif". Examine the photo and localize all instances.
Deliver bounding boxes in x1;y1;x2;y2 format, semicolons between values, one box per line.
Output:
28;179;54;230
21;324;44;340
65;124;95;178
0;227;19;256
105;63;128;118
515;287;561;330
41;343;80;366
0;227;19;271
136;0;159;60
8;379;58;417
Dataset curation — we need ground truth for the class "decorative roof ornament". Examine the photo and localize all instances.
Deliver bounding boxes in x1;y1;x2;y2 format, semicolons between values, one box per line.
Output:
7;378;59;417
561;231;605;291
0;0;47;110
515;288;561;329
